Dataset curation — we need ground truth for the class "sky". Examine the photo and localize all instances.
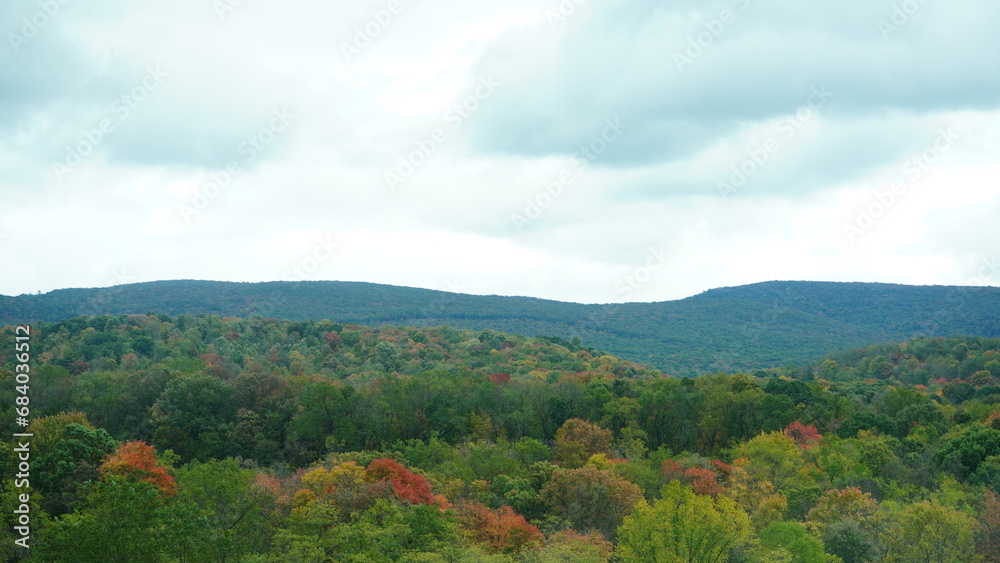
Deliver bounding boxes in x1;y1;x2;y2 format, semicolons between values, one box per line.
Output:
1;0;998;304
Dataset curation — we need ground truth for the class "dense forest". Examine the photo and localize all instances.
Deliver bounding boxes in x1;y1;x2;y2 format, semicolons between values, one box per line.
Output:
1;314;999;561
3;280;999;376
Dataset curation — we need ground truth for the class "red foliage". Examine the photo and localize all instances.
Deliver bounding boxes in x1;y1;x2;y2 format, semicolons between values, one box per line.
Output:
684;467;722;497
457;502;544;554
489;372;512;385
366;458;449;509
785;421;822;450
709;459;733;480
224;331;241;341
322;332;341;350
99;441;176;496
661;459;685;482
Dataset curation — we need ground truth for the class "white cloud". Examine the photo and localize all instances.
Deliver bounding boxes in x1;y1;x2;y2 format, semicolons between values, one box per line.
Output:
0;0;997;302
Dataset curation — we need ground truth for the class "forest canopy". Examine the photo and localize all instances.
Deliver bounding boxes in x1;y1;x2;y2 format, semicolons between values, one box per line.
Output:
1;314;998;561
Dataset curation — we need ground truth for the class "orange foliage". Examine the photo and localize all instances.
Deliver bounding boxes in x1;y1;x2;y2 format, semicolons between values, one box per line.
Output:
489;372;511;385
457;502;544;554
99;441;176;496
254;468;307;511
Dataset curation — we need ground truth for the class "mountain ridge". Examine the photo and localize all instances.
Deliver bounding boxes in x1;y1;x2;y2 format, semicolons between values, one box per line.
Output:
3;279;998;376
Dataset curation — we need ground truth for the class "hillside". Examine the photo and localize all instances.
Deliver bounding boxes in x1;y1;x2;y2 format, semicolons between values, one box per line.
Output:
2;279;999;376
1;317;998;561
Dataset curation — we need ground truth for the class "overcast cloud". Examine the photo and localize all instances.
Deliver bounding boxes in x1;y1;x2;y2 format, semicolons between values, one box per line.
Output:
1;0;998;303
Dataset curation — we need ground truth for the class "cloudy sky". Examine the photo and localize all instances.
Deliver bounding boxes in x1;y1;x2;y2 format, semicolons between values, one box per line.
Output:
2;0;998;303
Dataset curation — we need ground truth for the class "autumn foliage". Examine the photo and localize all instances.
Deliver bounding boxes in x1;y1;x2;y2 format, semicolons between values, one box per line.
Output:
457;502;544;554
99;441;176;496
554;418;613;469
366;458;450;509
785;421;822;450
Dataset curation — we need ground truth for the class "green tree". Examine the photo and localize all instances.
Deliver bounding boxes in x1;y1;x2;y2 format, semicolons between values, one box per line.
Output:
161;458;274;561
373;341;402;372
35;423;118;515
934;425;1000;478
616;480;751;562
881;501;975;563
35;477;166;562
760;521;837;563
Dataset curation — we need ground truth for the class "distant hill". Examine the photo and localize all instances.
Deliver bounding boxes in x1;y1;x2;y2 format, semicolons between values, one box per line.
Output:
2;279;998;376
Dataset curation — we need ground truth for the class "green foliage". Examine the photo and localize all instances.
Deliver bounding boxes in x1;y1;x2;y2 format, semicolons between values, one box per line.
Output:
616;480;751;562
760;521;837;563
162;458;274;561
35;423;118;515
35;477;166;562
881;501;976;563
935;425;1000;478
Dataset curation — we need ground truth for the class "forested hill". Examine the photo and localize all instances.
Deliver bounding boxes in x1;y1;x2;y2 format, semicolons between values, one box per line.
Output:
2;279;999;376
692;281;1000;340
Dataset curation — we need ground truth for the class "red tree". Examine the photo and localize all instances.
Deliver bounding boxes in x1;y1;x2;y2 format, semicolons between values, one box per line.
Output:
685;467;722;497
366;458;449;509
661;459;685;482
489;372;511;385
322;332;341;350
785;421;822;450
